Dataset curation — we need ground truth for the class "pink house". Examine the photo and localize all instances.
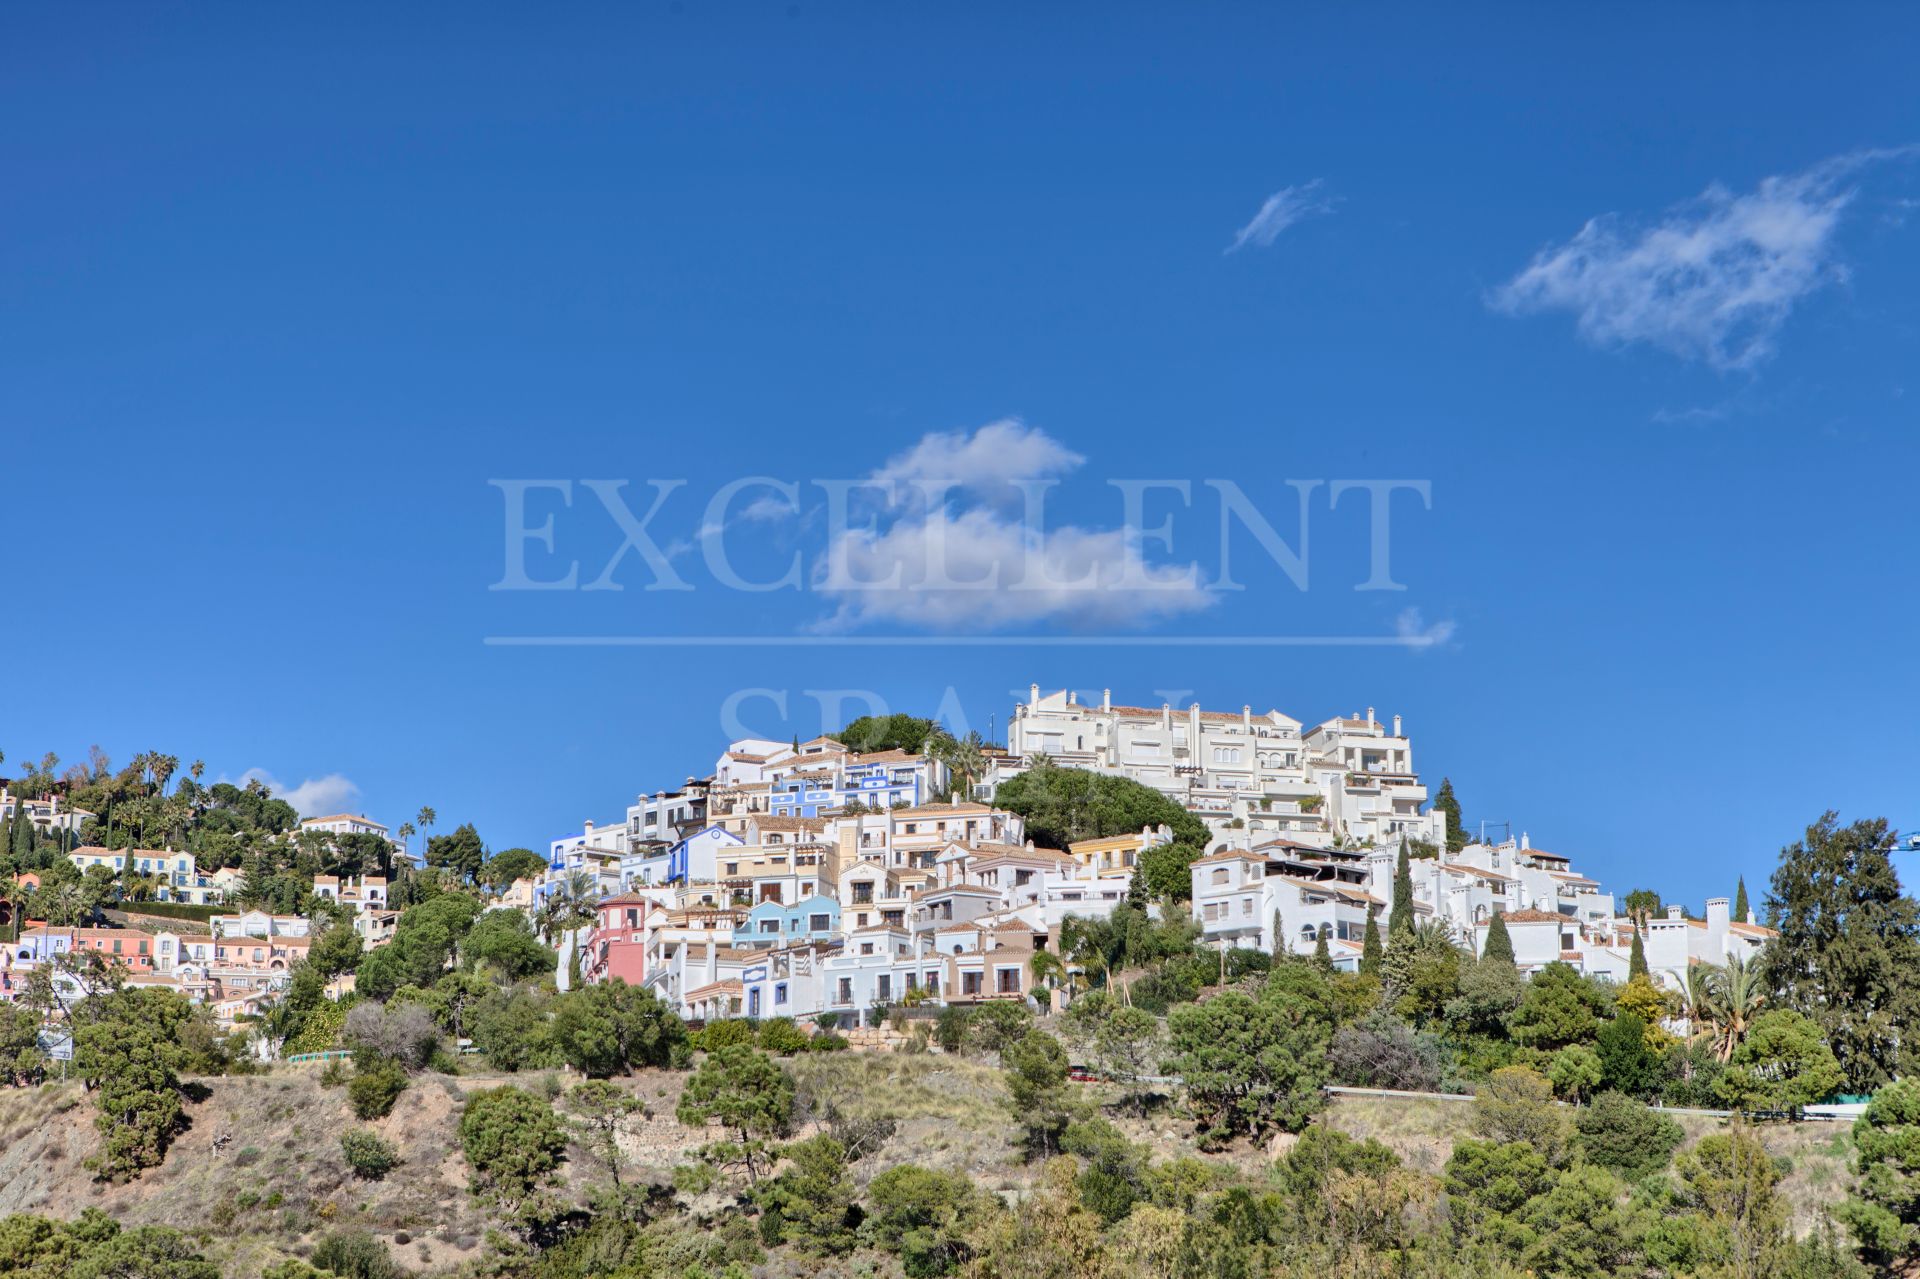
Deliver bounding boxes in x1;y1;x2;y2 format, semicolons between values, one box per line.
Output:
582;893;650;986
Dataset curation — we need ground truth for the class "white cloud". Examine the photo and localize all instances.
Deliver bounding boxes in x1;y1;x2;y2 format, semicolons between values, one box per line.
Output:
238;768;361;817
1394;608;1456;649
869;418;1084;503
813;420;1214;631
1227;180;1334;253
1491;148;1916;369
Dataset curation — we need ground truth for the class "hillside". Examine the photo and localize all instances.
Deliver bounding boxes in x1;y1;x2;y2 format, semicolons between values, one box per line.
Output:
1;1053;1865;1276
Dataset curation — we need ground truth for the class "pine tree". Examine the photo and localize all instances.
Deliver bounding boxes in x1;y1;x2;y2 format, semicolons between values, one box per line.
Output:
1733;876;1750;924
1432;778;1465;853
1482;911;1515;964
1388;838;1415;937
1628;921;1648;979
1361;906;1383;976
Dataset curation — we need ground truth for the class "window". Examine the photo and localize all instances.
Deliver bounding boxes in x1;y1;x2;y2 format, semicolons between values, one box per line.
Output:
809;913;831;932
924;971;940;995
962;971;983;996
996;967;1020;994
1211;868;1229;885
837;978;853;1003
775;982;788;1005
877;975;891;1001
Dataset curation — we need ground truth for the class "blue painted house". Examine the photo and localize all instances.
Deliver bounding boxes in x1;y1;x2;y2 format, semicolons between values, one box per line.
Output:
732;893;841;948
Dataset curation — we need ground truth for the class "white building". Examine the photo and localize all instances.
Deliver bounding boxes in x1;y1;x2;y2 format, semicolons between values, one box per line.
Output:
1001;686;1444;849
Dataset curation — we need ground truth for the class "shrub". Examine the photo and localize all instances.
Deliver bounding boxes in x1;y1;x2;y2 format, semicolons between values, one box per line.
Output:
757;1017;811;1055
340;1128;399;1180
809;1031;850;1052
310;1228;402;1279
1328;1011;1444;1092
460;1086;569;1204
347;1064;408;1121
1573;1091;1682;1182
934;1006;971;1053
693;1018;758;1052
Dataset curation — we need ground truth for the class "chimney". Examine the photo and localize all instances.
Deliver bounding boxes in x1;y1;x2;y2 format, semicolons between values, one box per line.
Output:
1666;905;1683;921
1520;831;1530;851
1029;683;1040;705
1102;688;1111;712
1706;897;1730;957
1392;714;1402;737
1366;707;1375;727
1242;704;1252;731
1161;703;1172;730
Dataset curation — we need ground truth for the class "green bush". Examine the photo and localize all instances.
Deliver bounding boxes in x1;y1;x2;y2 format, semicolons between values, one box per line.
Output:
693;1019;758;1052
757;1017;812;1055
309;1229;402;1279
340;1128;399;1180
1573;1091;1683;1182
347;1064;407;1120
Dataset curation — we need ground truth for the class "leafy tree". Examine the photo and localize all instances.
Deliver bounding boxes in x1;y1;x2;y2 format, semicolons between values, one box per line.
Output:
339;1128;399;1180
459;1085;568;1208
469;986;557;1072
461;908;555;980
0;1002;48;1086
833;713;944;753
1002;1029;1075;1157
1360;905;1383;976
1508;961;1610;1052
306;921;363;978
1718;1008;1844;1117
1471;1065;1570;1166
566;1080;645;1187
74;986;196;1180
355;894;483;1000
1839;1076;1920;1265
1388;838;1414;937
1091;1005;1163;1113
550;979;688;1076
1481;911;1514;964
863;1164;985;1277
676;1046;794;1181
479;847;547;892
0;1211;219;1279
1166;987;1329;1143
1573;1091;1683;1181
1596;1011;1664;1098
1445;953;1525;1038
1136;840;1206;903
1764;811;1920;1091
1431;777;1465;853
752;1134;857;1255
1548;1044;1603;1103
344;1000;440;1071
992;757;1209;854
425;822;487;883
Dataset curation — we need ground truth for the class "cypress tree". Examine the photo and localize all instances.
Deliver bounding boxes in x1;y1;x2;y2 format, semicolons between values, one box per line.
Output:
1271;908;1284;956
1628;920;1648;979
1733;876;1750;924
1388;838;1415;937
1360;906;1383;976
1313;925;1332;970
1432;778;1465;853
1482;911;1515;964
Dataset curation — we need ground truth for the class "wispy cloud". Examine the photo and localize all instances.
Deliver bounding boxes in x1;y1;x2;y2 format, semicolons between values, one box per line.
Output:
237;768;361;817
1227;180;1334;253
1491;147;1917;370
1395;608;1456;649
813;420;1214;632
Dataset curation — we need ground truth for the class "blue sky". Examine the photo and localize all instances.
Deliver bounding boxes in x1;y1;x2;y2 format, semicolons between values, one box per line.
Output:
5;4;1920;905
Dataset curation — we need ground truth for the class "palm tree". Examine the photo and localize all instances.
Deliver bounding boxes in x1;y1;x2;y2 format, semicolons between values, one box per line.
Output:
1673;964;1716;1048
151;755;178;797
1703;951;1768;1061
396;822;416;872
1029;949;1069;1000
416;807;436;860
190;759;204;784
